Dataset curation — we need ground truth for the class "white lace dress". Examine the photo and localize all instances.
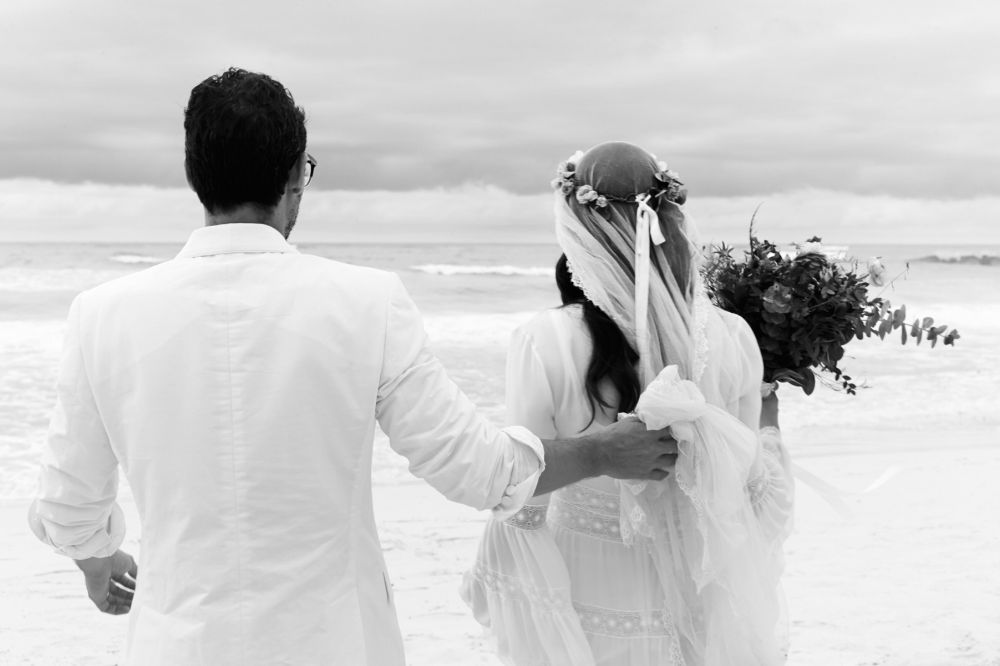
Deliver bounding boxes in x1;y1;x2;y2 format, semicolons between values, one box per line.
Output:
461;304;794;666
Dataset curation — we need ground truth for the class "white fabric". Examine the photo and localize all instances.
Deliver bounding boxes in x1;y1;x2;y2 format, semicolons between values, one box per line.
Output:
553;194;696;385
622;365;792;664
28;223;544;666
462;305;794;666
633;192;661;377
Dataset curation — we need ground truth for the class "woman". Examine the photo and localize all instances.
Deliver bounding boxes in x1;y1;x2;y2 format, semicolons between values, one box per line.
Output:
461;142;794;665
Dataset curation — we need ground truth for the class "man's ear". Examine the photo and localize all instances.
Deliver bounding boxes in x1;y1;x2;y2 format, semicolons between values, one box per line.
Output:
286;153;305;194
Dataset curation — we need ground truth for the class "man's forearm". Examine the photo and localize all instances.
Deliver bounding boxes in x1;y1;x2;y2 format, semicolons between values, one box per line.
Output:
531;418;679;496
535;434;601;496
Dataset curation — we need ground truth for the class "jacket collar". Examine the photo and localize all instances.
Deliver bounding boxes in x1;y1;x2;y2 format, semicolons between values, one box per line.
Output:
176;223;299;258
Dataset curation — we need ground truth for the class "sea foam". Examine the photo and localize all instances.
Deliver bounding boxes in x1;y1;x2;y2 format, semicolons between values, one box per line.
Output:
412;264;552;277
0;268;127;292
912;252;1000;266
110;253;166;265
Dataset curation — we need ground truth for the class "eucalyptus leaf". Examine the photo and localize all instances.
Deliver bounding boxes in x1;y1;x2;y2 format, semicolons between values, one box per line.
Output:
703;231;959;397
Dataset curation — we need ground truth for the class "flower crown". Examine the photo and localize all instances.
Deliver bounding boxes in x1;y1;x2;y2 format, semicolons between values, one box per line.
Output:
550;149;687;208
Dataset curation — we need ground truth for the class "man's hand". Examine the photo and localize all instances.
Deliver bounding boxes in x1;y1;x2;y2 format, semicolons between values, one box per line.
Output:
75;549;138;615
535;417;678;496
589;416;678;481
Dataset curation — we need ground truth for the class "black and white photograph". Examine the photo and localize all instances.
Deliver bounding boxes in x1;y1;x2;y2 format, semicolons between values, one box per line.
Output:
1;1;998;664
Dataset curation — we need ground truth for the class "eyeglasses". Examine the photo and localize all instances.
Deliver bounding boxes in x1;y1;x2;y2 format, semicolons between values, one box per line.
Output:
303;153;317;188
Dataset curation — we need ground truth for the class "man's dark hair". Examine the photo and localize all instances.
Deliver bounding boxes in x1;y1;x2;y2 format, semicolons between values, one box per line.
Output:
184;68;307;213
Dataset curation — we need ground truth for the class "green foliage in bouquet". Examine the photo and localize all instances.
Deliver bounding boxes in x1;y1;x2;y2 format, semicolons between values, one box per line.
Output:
702;235;960;395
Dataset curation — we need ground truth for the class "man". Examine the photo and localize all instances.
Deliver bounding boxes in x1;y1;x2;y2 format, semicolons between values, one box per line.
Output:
28;68;677;665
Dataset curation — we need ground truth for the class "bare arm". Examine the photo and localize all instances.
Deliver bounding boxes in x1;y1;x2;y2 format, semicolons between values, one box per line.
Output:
760;392;780;429
535;418;678;496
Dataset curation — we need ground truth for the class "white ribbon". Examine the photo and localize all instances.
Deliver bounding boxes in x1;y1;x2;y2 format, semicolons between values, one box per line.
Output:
634;193;666;384
791;462;903;519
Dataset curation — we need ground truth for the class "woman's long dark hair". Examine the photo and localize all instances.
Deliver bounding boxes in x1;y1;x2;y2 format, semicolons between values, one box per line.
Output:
555;254;641;428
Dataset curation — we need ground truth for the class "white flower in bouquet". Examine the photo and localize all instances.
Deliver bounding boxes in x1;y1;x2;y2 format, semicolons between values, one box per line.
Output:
868;257;887;287
798;239;824;256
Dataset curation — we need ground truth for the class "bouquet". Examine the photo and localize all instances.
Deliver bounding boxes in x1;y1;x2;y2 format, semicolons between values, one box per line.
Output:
702;235;960;395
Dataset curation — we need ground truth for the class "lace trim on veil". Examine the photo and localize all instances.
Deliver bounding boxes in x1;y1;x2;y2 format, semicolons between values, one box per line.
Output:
691;273;711;384
563;253;638;346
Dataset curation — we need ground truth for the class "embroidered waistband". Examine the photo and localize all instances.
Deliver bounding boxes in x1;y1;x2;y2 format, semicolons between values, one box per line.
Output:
550;484;623;542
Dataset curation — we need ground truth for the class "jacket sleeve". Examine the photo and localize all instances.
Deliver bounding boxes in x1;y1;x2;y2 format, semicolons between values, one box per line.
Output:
27;294;126;559
375;275;544;518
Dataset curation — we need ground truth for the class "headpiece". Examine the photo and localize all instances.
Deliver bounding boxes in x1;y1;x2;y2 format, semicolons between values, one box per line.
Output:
551;149;687;208
551;142;698;385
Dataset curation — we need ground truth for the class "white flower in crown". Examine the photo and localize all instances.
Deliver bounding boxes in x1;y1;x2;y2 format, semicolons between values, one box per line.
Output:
663;181;686;204
595;195;608;208
553;150;586;193
575;184;600;205
655;167;681;184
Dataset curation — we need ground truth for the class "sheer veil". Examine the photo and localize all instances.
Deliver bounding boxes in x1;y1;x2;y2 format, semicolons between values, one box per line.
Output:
553;142;705;387
553;142;790;665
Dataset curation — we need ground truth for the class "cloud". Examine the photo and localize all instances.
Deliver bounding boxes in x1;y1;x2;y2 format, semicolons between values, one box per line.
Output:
2;179;997;246
1;0;998;198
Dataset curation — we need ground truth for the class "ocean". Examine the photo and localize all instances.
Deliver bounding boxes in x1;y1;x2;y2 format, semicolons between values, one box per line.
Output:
2;241;998;501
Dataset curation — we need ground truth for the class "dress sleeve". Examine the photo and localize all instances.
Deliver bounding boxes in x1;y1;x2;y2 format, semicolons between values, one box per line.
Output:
733;317;795;547
732;314;764;432
461;321;596;666
27;294;126;560
376;275;544;518
504;324;558;439
750;427;795;547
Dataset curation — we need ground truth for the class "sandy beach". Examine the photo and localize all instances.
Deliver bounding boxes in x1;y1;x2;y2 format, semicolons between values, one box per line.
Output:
386;428;1000;666
3;426;998;665
2;243;998;664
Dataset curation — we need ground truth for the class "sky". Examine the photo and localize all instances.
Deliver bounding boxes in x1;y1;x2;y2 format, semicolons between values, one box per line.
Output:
1;0;999;244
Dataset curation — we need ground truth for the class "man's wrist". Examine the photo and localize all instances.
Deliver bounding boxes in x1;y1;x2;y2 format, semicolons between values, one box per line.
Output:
75;554;112;577
578;431;605;478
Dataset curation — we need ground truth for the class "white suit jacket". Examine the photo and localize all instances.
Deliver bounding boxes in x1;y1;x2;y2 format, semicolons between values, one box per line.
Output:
29;223;544;665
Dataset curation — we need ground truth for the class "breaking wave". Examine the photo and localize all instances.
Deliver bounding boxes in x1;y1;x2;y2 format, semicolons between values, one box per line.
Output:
109;253;165;265
412;264;552;277
912;252;1000;266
